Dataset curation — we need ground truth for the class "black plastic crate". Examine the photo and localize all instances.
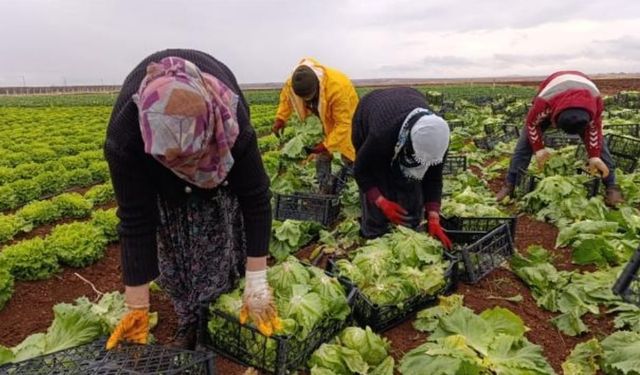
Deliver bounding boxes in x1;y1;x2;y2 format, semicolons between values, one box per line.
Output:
606;123;640;138
512;168;540;199
200;280;356;375
613;247;640;307
449;223;515;284
469;96;494;107
484;123;520;139
327;165;353;195
442;155;467;175
326;255;457;332
606;133;640;173
0;338;215;374
274;192;340;226
544;132;582;148
440;215;517;245
474;132;515;150
606;133;640;155
447;118;465;131
576;134;640;174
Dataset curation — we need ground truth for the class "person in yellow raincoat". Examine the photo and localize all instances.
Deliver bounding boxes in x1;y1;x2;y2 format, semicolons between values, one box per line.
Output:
272;58;358;193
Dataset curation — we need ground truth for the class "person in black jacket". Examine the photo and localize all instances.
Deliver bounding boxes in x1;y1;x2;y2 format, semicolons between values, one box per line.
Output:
104;50;279;350
352;87;452;248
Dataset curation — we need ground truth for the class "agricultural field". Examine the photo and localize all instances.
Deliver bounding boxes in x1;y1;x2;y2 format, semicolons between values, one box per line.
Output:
0;82;639;374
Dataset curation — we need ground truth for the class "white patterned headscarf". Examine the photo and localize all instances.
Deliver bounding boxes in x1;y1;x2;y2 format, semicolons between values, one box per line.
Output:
392;108;450;180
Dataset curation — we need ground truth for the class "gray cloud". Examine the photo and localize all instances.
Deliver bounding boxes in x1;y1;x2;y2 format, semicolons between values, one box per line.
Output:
422;55;475;67
0;0;639;85
493;53;577;66
588;35;640;61
351;0;640;32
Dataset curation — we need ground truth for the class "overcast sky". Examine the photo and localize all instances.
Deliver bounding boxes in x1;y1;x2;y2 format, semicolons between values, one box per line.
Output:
1;0;639;86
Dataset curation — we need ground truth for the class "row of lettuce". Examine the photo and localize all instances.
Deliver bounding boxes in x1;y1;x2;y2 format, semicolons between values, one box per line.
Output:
0;108;112;211
0;207;119;310
1;91;639;373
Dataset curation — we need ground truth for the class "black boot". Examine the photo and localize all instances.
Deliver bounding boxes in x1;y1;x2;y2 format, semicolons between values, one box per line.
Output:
168;323;197;350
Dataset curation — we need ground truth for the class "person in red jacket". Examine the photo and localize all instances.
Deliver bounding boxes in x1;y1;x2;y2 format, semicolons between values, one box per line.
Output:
496;71;623;206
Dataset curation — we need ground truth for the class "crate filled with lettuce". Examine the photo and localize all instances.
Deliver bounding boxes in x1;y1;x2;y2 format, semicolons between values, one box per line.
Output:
439;180;516;283
307;326;395;375
327;227;456;331
271;117;344;226
203;257;355;374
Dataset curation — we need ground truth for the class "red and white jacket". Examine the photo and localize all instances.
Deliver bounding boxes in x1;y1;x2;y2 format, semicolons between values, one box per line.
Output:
525;71;604;158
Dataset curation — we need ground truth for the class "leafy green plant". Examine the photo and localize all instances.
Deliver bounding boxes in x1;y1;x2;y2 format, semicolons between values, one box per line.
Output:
510;247;636;336
0;214;22;243
15;200;61;228
33;171;69;196
51;193;92;219
333;227;448;307
63;169;94;187
308;326;395;375
403;294;555;374
84;183;115;206
90;208;119;243
9;179;42;207
0;264;14;311
46;222;108;267
0;238;60;280
270;220;321;262
561;332;640;375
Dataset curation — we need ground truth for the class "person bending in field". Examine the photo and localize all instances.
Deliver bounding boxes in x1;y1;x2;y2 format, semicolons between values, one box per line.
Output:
104;50;280;350
495;70;624;206
272;58;358;194
352;87;452;249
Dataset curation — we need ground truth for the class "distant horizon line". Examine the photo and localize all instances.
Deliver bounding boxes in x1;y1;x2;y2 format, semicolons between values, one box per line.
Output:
1;72;638;90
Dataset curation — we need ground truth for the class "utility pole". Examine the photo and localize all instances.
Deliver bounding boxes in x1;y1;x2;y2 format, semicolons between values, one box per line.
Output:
20;75;26;87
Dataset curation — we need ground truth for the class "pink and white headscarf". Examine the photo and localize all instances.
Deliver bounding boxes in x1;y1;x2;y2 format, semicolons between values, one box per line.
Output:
133;56;240;189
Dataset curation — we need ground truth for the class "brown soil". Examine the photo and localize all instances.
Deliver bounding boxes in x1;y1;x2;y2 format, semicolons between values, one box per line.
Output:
2;199;116;247
504;77;640;96
0;244;123;347
381;318;427;361
0;212;620;374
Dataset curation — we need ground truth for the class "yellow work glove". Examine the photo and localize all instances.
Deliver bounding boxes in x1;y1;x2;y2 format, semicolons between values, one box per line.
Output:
534;149;552;170
106;308;150;349
588;157;610;178
106;284;150;350
239;269;282;337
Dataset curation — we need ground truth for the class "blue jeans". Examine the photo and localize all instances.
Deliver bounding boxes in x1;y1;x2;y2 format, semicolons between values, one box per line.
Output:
505;128;616;187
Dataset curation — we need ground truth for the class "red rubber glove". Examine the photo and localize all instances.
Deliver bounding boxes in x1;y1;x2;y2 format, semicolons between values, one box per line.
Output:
428;216;453;250
307;142;328;155
272;119;286;137
375;196;409;225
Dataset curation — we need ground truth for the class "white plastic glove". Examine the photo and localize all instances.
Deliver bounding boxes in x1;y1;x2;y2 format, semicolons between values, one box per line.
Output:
240;270;281;336
535;149;552;170
588;157;610;178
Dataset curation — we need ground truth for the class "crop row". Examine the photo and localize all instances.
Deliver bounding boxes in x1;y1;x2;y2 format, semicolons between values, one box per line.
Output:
0;207;119;310
0;183;114;245
0;160;110;211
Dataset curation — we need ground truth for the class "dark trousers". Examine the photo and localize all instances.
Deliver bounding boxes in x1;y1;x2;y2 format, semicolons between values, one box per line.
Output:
505;128;616;187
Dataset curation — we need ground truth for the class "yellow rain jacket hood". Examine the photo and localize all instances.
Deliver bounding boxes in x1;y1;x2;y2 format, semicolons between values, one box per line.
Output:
275;58;358;161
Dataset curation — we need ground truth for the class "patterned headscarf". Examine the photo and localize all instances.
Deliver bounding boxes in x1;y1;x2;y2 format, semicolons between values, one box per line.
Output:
392;108;450;180
133;57;240;189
